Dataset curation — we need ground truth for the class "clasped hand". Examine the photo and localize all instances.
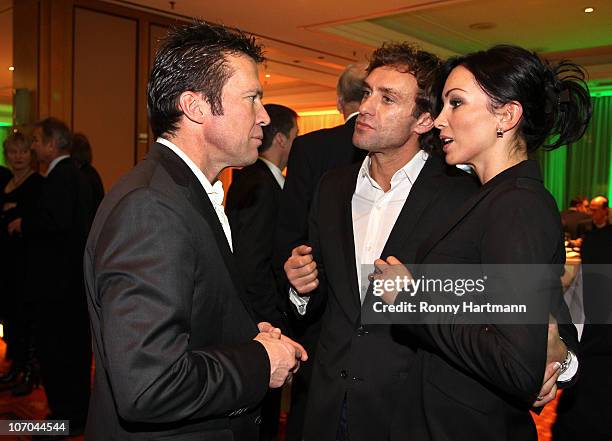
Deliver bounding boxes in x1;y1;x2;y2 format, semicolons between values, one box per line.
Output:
254;322;308;388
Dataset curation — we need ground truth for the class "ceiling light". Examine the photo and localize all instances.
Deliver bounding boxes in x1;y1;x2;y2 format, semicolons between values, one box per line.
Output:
265;74;271;78
8;66;14;71
584;7;594;12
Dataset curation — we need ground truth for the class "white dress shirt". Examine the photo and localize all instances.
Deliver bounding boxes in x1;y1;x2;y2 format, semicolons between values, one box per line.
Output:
45;154;71;177
156;137;233;251
259;157;285;189
352;151;428;301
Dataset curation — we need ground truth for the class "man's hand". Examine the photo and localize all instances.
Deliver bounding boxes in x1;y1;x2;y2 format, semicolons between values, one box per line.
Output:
7;218;22;235
254;331;308;388
284;245;318;294
532;361;561;407
370;256;411;304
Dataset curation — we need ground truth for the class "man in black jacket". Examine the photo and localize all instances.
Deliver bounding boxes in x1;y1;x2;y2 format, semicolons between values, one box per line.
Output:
226;103;298;441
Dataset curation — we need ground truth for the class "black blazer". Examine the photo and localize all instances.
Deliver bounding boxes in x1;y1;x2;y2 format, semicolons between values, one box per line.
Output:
22;157;94;303
553;225;612;441
84;143;270;441
397;160;578;441
300;155;478;441
226;158;287;329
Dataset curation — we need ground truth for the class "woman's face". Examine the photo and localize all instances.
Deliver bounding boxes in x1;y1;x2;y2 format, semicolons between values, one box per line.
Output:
434;65;500;167
5;143;32;173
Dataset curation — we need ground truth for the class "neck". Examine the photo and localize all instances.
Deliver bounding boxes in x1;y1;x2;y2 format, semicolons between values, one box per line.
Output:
369;144;420;192
12;168;32;180
472;143;528;184
260;148;283;170
165;131;219;184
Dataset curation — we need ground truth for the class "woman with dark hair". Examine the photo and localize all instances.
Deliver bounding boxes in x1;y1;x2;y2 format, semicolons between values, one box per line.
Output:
381;45;591;441
0;132;43;395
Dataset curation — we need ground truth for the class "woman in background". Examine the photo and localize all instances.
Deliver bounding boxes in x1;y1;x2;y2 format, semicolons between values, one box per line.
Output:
0;132;43;395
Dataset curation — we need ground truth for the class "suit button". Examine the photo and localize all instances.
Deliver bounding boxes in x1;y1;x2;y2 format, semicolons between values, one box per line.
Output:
356;325;368;336
340;369;348;378
254;415;262;425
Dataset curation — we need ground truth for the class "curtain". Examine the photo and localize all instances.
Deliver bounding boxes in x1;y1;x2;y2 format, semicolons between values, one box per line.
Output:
538;96;612;210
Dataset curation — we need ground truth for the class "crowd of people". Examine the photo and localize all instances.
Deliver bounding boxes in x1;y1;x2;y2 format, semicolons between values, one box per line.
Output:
0;122;103;435
0;18;609;441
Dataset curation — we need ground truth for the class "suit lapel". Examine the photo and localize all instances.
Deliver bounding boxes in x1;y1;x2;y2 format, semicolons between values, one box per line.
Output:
255;158;282;190
150;144;257;320
335;164;362;317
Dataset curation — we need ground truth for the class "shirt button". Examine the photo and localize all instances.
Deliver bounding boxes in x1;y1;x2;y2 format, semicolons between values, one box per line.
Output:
254;415;262;425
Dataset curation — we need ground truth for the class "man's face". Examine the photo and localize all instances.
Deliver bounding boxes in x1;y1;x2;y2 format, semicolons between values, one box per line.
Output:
352;66;420;153
589;197;608;225
202;54;270;168
31;127;51;164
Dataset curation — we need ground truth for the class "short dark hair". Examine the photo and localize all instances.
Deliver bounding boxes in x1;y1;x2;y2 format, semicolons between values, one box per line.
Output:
436;45;592;152
148;21;264;139
34;117;72;151
72;133;93;167
260;104;298;153
337;64;367;106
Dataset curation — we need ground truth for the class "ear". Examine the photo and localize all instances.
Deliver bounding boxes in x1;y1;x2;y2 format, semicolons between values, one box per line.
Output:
498;101;523;132
178;91;208;124
413;112;434;135
274;131;288;148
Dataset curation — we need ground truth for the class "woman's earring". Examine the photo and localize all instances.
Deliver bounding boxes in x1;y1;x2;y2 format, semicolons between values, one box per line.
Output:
496;127;504;138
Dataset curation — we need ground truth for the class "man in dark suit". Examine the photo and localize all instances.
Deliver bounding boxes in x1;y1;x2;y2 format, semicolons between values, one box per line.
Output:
554;224;612;441
560;195;590;239
284;43;480;441
9;117;94;434
577;195;610;239
226;103;298;440
83;22;306;441
272;63;368;441
227;103;298;330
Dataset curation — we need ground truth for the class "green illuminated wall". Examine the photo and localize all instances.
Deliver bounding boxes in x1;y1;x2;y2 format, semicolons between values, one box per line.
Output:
538;95;612;209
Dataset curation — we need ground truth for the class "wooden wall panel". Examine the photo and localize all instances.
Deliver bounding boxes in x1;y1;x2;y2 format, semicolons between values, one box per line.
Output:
72;7;137;191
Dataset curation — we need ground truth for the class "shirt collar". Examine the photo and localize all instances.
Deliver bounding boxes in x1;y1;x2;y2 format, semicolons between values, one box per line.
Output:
156;137;225;206
46;154;71;177
259;157;285;188
358;150;429;191
346;112;359;122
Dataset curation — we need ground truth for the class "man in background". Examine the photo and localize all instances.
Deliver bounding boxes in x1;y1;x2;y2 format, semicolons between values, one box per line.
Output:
561;195;590;239
226;103;298;440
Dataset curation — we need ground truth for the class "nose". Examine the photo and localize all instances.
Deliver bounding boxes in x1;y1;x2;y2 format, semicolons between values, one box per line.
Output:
433;109;447;129
257;101;270;126
358;94;374;116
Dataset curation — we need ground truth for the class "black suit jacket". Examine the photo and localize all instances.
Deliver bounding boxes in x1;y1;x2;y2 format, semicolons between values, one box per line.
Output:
554;225;612;441
22;157;94;303
397;160;578;441
226;158;287;329
84;143;270;441
300;155;478;441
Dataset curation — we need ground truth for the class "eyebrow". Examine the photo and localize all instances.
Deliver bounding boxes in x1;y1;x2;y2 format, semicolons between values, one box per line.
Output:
363;81;402;98
444;87;467;97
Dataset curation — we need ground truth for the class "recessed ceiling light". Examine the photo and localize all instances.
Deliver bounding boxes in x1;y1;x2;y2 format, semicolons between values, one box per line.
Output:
265;74;271;78
8;66;14;71
469;22;496;30
584;7;594;13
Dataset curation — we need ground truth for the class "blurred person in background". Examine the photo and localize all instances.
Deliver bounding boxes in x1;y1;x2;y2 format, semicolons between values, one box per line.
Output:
71;132;104;213
0;132;43;396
